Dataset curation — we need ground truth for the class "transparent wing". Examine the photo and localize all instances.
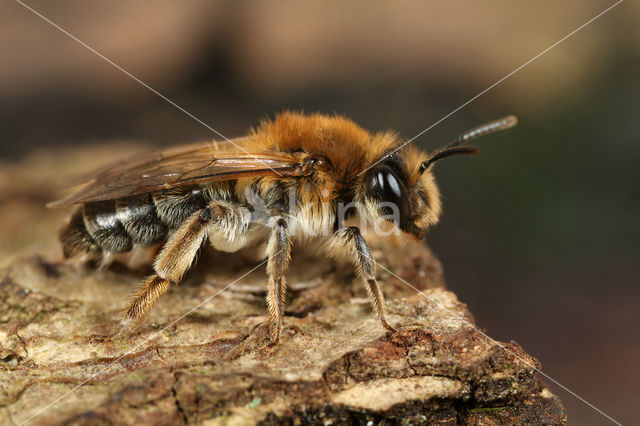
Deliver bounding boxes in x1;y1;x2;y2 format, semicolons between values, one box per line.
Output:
48;138;309;207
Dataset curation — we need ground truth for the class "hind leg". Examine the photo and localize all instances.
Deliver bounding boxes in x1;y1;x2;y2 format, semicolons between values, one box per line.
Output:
120;202;249;327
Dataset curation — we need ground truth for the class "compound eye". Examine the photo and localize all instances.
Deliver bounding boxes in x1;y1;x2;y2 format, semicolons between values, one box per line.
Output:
370;167;409;222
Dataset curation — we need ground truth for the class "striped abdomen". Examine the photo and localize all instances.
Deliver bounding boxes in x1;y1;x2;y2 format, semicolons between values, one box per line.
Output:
60;187;210;258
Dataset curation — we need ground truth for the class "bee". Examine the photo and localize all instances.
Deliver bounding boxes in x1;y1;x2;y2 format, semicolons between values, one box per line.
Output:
50;112;517;342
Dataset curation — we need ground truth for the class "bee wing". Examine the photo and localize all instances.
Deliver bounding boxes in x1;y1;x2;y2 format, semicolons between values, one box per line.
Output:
48;138;309;207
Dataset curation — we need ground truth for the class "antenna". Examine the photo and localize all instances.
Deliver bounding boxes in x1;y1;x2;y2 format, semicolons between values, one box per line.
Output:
419;115;517;173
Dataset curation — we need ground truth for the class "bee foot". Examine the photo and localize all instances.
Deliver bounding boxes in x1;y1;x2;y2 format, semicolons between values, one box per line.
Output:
88;333;111;343
382;321;397;333
270;326;282;346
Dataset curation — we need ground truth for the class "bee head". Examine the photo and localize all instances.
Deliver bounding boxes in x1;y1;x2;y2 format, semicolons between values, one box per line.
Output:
363;115;517;239
363;151;440;239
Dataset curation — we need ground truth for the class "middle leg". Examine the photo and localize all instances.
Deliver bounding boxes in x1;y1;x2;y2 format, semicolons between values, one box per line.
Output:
265;218;291;343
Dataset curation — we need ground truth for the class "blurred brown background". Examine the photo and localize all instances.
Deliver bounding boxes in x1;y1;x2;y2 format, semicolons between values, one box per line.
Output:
1;1;638;424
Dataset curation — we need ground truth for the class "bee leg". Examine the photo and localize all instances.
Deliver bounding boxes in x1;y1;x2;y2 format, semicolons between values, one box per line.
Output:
266;218;291;344
120;275;172;329
98;252;115;271
332;226;396;333
128;244;160;270
120;204;225;328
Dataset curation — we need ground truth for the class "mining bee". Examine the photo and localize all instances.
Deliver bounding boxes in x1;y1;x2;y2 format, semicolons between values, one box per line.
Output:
50;112;517;342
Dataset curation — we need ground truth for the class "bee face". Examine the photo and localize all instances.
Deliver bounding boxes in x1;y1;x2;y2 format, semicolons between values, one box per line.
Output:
361;147;441;239
357;114;517;239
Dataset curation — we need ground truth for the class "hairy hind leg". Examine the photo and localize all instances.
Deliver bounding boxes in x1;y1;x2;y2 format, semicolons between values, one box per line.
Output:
120;203;242;326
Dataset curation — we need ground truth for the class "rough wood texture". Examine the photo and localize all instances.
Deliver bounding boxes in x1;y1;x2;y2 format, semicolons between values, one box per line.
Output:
0;148;566;425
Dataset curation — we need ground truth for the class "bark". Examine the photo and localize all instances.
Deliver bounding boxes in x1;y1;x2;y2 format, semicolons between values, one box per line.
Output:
0;148;566;425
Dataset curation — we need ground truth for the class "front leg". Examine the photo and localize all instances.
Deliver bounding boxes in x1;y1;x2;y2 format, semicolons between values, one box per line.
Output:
330;226;395;332
266;218;291;343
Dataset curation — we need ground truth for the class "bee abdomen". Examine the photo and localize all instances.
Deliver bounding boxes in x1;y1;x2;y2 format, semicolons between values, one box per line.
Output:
152;187;208;229
59;209;101;258
59;187;212;259
116;195;168;245
83;200;133;253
